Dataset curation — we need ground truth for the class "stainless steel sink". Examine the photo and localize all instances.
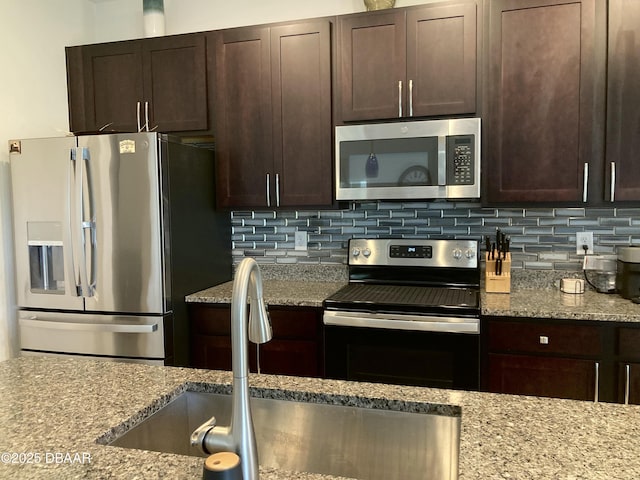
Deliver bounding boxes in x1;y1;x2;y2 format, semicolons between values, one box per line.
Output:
110;391;460;480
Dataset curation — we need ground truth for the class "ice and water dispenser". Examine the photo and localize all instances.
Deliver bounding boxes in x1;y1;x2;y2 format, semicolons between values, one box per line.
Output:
27;221;65;294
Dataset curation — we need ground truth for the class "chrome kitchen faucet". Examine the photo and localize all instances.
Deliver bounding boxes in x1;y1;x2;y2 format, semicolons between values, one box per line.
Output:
191;258;272;479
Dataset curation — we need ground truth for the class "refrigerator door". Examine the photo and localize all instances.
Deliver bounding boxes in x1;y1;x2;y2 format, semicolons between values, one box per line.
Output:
10;136;85;311
79;133;166;314
18;310;166;360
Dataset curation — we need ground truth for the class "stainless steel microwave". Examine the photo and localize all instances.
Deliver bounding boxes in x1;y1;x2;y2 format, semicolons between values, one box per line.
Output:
335;118;481;201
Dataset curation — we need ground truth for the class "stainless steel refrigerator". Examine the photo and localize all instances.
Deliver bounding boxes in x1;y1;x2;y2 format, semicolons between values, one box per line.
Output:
9;132;231;366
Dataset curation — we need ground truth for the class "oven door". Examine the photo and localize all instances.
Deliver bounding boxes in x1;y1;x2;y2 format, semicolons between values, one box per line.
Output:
323;311;479;390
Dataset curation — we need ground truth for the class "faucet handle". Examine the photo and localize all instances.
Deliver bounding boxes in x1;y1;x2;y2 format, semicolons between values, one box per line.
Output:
191;415;217;453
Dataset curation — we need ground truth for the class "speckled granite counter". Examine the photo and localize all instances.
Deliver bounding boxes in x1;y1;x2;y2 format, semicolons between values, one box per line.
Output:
186;280;346;308
1;356;640;480
481;269;640;322
482;288;640;323
187;268;640;323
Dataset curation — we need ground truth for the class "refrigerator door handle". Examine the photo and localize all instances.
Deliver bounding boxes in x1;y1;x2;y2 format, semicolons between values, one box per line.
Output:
73;147;95;298
68;148;80;296
20;317;158;334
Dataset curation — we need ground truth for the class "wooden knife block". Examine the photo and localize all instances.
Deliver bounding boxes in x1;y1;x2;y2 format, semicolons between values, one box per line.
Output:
485;252;511;293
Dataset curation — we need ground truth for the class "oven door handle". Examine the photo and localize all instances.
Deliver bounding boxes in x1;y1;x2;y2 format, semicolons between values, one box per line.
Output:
323;311;479;334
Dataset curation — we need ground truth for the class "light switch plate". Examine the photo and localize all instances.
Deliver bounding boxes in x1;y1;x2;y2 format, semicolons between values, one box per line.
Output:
294;231;307;251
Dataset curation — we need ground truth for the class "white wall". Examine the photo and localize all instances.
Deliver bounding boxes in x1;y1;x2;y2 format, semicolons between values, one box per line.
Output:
0;0;436;361
88;0;437;42
0;0;95;361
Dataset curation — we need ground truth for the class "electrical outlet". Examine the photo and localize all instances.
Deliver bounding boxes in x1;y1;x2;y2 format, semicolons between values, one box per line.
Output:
576;231;594;255
294;231;308;251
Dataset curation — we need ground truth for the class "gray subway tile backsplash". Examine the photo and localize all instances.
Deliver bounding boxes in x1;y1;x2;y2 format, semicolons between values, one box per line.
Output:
230;202;640;269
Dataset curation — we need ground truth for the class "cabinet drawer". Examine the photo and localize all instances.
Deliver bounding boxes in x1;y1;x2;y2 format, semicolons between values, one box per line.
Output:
618;328;640;359
488;321;601;356
190;305;321;340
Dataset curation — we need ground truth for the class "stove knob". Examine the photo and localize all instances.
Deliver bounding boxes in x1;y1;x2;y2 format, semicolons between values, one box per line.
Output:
452;248;463;260
363;248;372;258
465;249;476;259
352;248;361;258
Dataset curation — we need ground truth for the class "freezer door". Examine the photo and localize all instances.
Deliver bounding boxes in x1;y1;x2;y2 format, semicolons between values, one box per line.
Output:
19;310;166;360
79;133;166;314
10;136;85;311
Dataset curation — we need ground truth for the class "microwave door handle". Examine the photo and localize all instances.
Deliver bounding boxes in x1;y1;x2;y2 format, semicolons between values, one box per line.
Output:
437;136;447;186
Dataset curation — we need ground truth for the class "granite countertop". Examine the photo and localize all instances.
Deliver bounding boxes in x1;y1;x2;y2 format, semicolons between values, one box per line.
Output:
1;356;639;480
186;280;346;308
186;263;347;308
482;288;640;322
187;268;640;323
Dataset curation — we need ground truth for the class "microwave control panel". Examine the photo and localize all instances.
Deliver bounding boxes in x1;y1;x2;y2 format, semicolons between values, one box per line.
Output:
446;135;475;185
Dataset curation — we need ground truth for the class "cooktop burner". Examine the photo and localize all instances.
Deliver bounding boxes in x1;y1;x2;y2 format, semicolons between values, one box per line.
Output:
324;283;480;317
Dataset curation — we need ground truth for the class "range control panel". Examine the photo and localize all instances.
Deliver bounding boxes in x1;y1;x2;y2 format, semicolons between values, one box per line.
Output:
389;245;432;259
349;238;478;268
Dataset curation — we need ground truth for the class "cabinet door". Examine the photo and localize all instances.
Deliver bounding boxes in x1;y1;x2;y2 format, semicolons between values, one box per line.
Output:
188;304;257;371
489;353;598;401
271;21;332;207
142;34;208;132
618;363;640;405
617;327;640;404
485;0;602;203
605;0;640;202
81;41;144;132
258;307;324;377
338;10;406;121
406;2;477;117
66;46;88;133
189;304;323;377
215;27;273;208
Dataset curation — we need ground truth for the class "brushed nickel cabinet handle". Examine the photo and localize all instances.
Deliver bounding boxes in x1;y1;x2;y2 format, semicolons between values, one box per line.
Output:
610;162;616;202
144;101;150;132
398;81;403;117
594;361;600;403
625;364;631;405
583;162;589;203
408;79;414;117
266;174;271;207
275;173;280;207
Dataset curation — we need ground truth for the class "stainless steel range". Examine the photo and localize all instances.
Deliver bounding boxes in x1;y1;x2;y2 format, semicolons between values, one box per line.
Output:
324;238;480;389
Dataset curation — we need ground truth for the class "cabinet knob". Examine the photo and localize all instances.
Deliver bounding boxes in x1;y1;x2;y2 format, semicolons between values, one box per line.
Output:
539;335;549;345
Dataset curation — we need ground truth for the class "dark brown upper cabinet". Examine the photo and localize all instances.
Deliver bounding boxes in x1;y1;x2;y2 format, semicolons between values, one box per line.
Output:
484;0;606;204
66;33;209;134
214;20;332;209
337;1;478;123
605;0;640;203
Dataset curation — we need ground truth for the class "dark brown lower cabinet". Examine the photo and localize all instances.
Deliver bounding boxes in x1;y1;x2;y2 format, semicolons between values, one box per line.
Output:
488;353;598;401
483;317;607;402
617;327;640;404
618;363;640;405
189;303;324;378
